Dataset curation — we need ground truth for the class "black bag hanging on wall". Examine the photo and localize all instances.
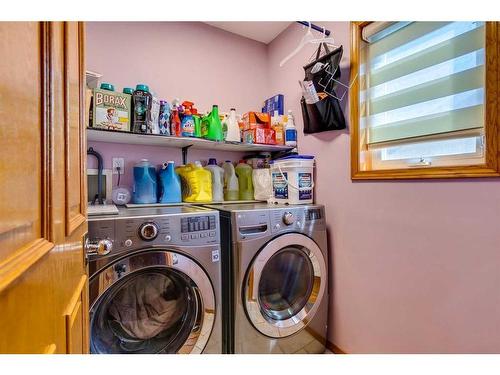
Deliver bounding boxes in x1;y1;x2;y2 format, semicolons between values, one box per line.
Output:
301;44;347;134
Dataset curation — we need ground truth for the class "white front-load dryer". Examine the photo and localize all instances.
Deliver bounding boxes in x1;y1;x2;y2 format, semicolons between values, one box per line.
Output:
87;206;222;354
204;203;328;354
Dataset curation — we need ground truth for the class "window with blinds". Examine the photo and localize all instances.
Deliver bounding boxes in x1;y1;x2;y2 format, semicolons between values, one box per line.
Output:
358;21;486;170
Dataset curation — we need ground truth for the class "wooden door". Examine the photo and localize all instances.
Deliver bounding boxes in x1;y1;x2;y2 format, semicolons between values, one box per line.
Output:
0;22;88;354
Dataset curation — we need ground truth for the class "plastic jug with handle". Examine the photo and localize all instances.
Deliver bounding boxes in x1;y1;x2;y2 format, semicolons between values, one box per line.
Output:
204;158;224;202
132;159;157;204
158;161;182;203
176;161;212;202
222;161;239;201
235;160;254;201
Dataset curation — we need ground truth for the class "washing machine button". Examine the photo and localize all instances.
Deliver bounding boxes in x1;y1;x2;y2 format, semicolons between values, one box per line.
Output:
190;234;199;239
164;234;172;242
181;234;189;241
209;231;216;237
124;239;133;247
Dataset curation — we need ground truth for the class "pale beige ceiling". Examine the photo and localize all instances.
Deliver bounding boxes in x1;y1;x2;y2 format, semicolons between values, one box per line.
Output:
205;22;292;44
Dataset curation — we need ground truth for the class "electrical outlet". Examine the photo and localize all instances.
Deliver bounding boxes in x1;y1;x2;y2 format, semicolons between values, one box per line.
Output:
112;157;125;175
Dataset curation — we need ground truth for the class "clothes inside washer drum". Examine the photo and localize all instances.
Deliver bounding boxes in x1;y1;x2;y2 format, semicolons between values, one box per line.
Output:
107;273;185;340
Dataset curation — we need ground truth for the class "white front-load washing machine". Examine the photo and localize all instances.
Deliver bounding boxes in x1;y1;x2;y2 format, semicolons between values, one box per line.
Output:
204;203;328;354
87;206;222;354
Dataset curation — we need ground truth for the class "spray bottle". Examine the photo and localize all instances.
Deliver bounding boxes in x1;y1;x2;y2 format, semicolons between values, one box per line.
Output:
181;101;195;137
170;106;181;137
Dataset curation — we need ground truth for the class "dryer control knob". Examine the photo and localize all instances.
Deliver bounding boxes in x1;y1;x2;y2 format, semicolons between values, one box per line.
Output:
139;222;159;241
85;238;113;256
282;212;295;225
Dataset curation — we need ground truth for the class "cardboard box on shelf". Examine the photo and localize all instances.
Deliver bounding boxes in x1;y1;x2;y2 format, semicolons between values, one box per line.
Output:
262;94;284;115
91;88;131;131
243;127;276;145
242;112;271;130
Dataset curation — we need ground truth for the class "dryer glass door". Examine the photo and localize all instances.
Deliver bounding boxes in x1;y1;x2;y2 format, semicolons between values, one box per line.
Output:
89;251;215;354
244;233;326;338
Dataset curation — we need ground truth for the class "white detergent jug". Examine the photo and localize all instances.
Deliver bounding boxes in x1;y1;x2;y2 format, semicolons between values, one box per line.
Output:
225;108;241;142
205;158;225;202
252;168;273;201
222;160;239;201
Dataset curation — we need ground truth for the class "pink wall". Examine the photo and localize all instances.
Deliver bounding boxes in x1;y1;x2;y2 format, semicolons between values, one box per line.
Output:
86;22;266;187
268;22;500;353
87;21;500;353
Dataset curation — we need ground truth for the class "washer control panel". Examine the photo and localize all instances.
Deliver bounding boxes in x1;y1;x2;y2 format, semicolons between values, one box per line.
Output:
88;212;220;258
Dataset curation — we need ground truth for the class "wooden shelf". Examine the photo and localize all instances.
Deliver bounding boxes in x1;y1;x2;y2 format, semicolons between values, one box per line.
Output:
87;128;293;153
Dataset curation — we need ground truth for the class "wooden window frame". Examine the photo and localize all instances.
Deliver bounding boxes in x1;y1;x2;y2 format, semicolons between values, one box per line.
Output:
350;21;500;180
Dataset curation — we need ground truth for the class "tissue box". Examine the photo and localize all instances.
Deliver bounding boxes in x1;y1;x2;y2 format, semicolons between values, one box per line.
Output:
262;94;284;115
242;112;271;130
243;127;276;145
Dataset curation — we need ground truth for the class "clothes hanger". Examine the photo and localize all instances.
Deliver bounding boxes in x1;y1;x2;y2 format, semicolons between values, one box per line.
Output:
280;23;338;67
280;22;316;67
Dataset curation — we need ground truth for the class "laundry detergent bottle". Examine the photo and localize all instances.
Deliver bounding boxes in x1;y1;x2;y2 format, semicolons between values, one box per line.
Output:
132;159;157;204
201;105;223;141
205;158;224;202
158;161;182;203
176;161;212;202
222;161;239;201
132;84;153;134
225;108;241;142
235;160;254;200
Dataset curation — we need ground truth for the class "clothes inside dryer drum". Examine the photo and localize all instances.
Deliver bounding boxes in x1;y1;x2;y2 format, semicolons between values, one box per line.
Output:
108;273;184;340
91;268;198;354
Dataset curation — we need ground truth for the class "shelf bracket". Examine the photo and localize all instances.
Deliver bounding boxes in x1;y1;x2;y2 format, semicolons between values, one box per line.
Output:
181;145;193;165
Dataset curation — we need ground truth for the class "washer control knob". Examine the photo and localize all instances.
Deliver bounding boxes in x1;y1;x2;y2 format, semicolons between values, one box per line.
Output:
139;222;159;241
85;238;113;256
124;239;133;247
282;212;295;226
164;234;172;242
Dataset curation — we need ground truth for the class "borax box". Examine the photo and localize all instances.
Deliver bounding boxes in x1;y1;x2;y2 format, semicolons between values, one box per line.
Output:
91;88;131;131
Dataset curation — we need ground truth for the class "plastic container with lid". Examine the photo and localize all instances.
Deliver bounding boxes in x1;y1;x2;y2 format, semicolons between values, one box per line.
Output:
132;84;153;134
269;155;315;205
176;161;212;202
100;82;115;91
235;160;254;201
222;161;239;201
204;158;224;202
132;159;157;204
158;161;182;203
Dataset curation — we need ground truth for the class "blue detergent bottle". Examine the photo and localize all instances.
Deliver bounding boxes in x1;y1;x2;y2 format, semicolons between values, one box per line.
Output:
132;159;158;204
158;161;182;203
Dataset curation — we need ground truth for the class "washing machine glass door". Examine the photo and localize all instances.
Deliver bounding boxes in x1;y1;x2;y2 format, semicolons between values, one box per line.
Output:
89;250;215;354
244;233;326;338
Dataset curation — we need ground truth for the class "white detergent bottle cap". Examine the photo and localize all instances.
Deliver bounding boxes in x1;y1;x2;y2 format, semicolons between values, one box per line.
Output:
194;161;202;167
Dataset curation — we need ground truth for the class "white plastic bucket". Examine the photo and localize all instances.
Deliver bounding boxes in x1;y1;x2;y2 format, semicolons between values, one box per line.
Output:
269;155;315;205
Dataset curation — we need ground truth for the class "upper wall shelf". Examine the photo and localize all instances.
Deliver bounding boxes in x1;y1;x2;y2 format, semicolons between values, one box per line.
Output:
87;128;294;153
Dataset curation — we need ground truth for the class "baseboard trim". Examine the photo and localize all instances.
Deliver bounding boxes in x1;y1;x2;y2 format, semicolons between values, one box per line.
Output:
326;340;347;354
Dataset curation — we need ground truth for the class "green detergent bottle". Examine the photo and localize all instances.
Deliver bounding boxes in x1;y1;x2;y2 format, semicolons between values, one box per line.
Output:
235;160;254;200
201;105;223;141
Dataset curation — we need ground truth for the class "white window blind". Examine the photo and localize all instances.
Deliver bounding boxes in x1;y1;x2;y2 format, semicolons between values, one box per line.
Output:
359;21;486;150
